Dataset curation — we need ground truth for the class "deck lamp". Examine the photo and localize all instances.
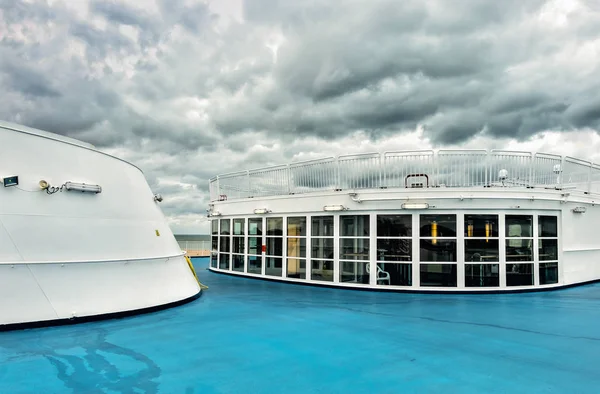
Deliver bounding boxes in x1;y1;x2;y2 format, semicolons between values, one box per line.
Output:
65;182;102;193
254;208;271;214
323;205;347;211
401;202;429;209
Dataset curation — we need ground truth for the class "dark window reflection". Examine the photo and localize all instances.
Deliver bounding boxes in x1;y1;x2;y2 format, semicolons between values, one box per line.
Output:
266;237;283;256
505;215;533;237
210;253;218;268
539;239;558;261
464;214;498;237
267;218;283;236
538;216;557;237
377;263;411;286
340;215;370;236
465;264;499;287
233;237;245;254
232;255;244;272
219;253;230;270
220;219;230;235
311;238;334;259
340;262;369;284
211;236;218;252
506;239;533;261
311;260;333;282
465;239;499;262
377;215;411;237
312;216;333;236
540;262;558;285
506;263;534;286
420;214;456;237
247;237;261;255
377;239;411;261
265;257;282;277
211;220;218;235
247;255;262;274
219;237;230;253
248;218;262;235
420;264;457;287
340;238;369;260
420;239;456;262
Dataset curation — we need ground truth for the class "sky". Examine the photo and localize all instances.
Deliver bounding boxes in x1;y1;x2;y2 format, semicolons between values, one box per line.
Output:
1;0;600;234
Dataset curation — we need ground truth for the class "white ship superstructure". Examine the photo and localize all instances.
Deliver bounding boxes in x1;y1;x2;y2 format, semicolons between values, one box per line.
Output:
0;121;201;329
207;150;600;292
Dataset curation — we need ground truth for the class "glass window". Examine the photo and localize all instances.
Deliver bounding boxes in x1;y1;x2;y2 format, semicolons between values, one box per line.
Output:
287;258;306;279
265;257;282;277
506;239;533;261
311;238;334;259
210;253;218;268
287;217;306;236
248;218;262;235
219;237;230;253
287;238;306;258
312;216;333;236
420;264;457;287
248;237;261;255
340;215;370;237
465;239;499;262
340;261;369;284
505;215;533;237
538;216;557;237
377;263;411;286
232;255;244;272
211;220;218;235
233;237;245;254
247;255;262;274
506;263;534;286
420;214;456;237
233;219;245;235
540;262;558;285
267;217;283;236
464;214;498;237
266;237;283;256
465;264;499;287
220;219;230;235
420;240;456;262
219;254;230;270
211;236;218;252
539;239;558;261
340;238;369;260
377;215;411;237
311;260;333;282
376;239;411;261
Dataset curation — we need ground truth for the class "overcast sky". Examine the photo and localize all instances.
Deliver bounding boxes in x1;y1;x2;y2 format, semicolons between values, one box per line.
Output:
2;0;600;233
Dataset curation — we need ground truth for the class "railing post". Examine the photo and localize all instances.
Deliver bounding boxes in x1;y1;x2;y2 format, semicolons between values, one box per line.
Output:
485;150;489;187
588;162;592;193
380;152;384;188
216;176;220;200
559;156;565;189
336;156;340;190
529;152;534;187
287;164;291;194
246;170;252;197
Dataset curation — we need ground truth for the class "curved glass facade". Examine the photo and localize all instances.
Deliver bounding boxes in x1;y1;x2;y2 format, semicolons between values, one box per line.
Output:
210;211;560;290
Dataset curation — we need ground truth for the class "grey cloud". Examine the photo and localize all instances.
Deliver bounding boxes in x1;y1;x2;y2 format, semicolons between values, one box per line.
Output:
90;0;155;30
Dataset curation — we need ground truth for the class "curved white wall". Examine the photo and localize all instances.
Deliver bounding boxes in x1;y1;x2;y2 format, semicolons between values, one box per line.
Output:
0;124;200;326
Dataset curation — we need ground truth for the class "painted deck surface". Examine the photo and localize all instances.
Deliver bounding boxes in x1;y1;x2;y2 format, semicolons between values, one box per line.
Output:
1;257;599;393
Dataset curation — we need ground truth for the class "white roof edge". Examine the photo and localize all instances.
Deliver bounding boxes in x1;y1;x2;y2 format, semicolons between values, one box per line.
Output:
0;120;144;174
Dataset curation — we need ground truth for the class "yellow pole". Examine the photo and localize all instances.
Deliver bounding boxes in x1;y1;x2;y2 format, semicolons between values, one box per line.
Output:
485;222;491;243
431;221;437;245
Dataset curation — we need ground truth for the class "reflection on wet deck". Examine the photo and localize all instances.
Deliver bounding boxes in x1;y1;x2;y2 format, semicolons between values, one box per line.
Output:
1;257;600;393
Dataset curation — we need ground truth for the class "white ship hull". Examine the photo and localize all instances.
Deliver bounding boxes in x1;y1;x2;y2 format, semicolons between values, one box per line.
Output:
0;121;201;328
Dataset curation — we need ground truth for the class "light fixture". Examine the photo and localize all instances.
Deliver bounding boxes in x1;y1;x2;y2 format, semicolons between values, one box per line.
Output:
3;176;18;187
64;182;102;193
153;194;163;202
572;206;586;213
209;211;222;217
401;202;429;209
254;208;271;214
323;205;347;211
39;180;49;190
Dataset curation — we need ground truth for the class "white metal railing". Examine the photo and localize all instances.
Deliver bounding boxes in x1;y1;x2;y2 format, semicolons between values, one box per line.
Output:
178;241;211;256
209;149;600;201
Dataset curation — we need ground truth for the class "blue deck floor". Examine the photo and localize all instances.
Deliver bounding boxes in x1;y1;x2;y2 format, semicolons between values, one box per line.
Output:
1;257;600;393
